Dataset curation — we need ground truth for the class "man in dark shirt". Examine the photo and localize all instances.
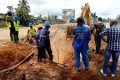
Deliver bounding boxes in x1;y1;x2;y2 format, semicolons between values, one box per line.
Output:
91;17;106;54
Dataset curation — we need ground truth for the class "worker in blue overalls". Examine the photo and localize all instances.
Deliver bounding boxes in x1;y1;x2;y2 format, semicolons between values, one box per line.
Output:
44;21;53;61
72;17;91;72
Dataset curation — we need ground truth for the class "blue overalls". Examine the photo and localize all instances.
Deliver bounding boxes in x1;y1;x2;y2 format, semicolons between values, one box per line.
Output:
36;29;47;61
72;25;91;70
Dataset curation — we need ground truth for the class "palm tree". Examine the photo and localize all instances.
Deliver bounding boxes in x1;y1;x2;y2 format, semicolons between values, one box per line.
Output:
15;0;31;26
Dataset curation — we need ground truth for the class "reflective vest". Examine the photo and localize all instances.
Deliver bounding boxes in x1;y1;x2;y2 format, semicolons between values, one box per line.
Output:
7;22;11;29
93;28;96;35
28;28;36;36
13;21;20;31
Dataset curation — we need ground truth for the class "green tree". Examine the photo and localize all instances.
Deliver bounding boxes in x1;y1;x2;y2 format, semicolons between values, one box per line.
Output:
38;14;42;18
116;15;120;21
7;6;13;11
15;0;31;26
47;15;58;23
106;18;111;22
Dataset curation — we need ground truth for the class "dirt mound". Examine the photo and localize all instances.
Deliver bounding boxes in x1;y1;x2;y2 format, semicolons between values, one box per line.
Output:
0;42;34;70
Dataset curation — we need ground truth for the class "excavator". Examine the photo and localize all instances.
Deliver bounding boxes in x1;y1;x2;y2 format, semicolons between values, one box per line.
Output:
80;3;91;26
66;3;92;39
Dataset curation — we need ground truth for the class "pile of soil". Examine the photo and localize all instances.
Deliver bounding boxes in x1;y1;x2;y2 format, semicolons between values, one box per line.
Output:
0;42;34;70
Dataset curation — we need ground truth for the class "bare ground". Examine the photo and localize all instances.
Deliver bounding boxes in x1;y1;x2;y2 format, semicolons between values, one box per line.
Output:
0;25;120;80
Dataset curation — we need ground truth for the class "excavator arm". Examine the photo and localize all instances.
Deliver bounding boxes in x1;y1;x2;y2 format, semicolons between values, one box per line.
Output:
80;3;91;26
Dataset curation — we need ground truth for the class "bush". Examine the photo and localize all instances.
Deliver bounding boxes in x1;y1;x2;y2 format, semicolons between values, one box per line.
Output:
0;21;7;27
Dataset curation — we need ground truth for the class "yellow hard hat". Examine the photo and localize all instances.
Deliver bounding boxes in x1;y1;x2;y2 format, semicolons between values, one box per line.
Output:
36;24;43;29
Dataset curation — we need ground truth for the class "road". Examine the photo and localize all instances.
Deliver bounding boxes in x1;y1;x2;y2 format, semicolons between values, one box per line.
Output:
0;27;28;43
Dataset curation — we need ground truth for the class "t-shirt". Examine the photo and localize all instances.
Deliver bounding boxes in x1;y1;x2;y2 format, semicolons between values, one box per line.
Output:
72;25;91;50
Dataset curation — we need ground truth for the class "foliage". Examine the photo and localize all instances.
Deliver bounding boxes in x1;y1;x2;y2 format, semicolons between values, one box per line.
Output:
7;6;13;11
70;19;76;23
15;0;31;26
2;14;7;19
116;15;120;22
106;18;111;22
0;21;7;27
38;14;42;19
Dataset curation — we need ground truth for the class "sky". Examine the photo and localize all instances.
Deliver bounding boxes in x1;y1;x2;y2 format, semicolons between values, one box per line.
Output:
0;0;120;19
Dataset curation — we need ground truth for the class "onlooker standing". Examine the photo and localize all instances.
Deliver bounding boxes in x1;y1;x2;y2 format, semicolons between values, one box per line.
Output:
72;17;91;72
91;17;106;54
100;20;120;77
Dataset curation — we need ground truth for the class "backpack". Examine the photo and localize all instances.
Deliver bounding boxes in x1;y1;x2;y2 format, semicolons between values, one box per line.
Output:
37;29;46;46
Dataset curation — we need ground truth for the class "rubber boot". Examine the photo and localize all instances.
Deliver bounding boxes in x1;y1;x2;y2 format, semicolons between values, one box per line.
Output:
14;35;18;44
50;55;53;61
10;34;14;41
42;59;46;64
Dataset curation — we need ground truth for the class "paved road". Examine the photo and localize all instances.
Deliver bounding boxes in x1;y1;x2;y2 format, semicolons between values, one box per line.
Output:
0;27;28;42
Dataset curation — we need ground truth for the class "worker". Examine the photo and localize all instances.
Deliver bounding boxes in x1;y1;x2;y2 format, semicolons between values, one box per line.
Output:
100;20;120;78
27;22;36;44
91;17;106;54
35;24;46;63
13;15;20;43
72;17;91;72
6;10;16;42
44;21;53;62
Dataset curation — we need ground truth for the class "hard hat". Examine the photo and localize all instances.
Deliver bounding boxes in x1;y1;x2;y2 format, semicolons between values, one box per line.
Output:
44;21;51;27
36;24;43;29
13;15;18;20
7;10;12;14
28;22;33;27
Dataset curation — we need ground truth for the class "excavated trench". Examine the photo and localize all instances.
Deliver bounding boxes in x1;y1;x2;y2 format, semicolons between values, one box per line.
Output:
0;24;73;80
0;24;120;80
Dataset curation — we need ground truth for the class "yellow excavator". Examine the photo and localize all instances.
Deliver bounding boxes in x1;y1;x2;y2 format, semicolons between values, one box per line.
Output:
66;3;92;39
80;3;91;26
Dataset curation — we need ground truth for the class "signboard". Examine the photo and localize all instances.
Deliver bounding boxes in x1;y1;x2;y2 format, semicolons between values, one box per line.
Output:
62;9;75;20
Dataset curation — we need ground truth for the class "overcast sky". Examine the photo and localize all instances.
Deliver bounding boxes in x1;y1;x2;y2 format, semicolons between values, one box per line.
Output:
0;0;120;19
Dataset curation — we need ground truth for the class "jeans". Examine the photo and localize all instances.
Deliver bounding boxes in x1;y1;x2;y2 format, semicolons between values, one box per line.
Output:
95;35;101;53
74;48;89;70
103;49;120;74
